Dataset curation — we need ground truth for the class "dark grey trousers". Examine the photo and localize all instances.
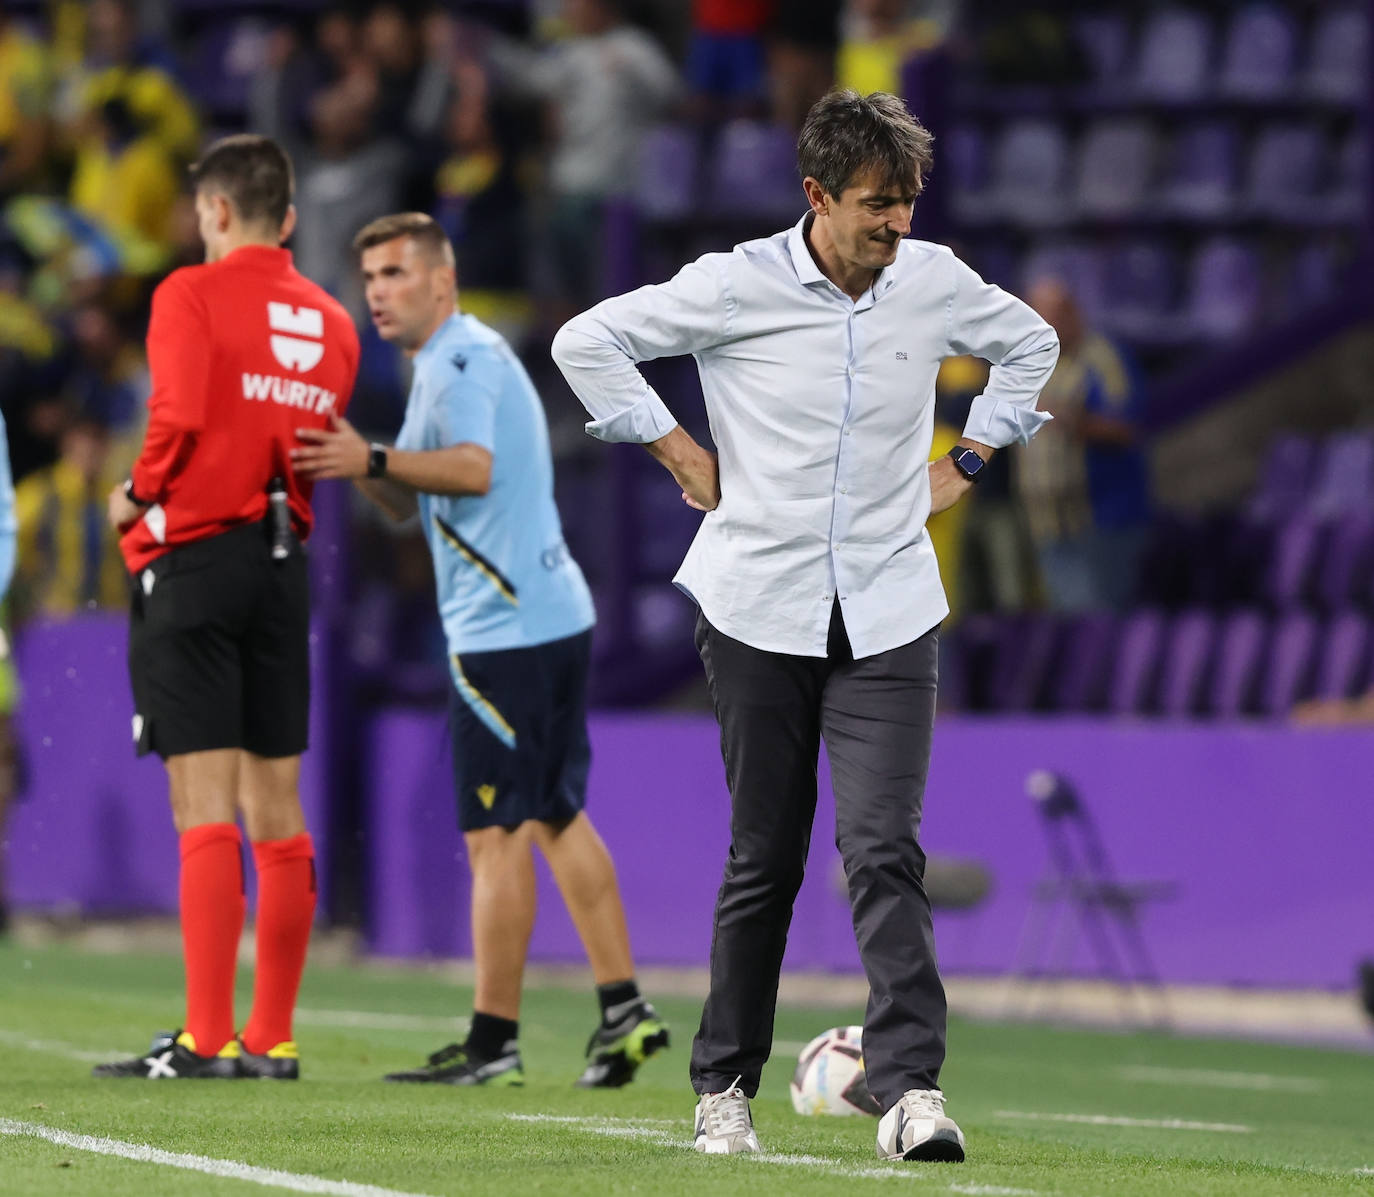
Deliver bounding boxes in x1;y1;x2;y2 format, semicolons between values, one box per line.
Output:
689;603;945;1110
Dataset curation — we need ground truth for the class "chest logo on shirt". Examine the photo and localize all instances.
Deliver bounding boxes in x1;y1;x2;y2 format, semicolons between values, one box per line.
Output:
267;302;325;372
896;351;908;360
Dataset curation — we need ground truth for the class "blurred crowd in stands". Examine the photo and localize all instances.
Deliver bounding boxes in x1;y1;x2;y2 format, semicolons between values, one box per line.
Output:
0;0;1367;720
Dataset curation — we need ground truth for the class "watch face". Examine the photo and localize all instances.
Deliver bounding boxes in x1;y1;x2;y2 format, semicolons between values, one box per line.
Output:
954;448;982;476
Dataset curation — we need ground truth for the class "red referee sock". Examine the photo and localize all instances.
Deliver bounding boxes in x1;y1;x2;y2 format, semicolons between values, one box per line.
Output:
242;832;316;1055
179;822;245;1058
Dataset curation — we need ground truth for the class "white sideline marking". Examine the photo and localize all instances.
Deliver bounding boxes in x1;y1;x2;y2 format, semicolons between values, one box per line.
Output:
0;1119;434;1196
994;1110;1252;1134
0;1029;124;1063
1119;1065;1325;1092
506;1115;1037;1192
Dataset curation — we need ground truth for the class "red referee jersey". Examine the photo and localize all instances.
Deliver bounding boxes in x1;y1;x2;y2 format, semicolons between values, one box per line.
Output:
121;246;359;573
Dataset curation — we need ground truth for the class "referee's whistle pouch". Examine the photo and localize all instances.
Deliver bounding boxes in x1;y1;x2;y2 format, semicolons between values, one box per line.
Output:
267;476;293;561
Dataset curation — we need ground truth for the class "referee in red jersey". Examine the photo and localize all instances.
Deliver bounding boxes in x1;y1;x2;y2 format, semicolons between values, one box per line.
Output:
97;135;359;1080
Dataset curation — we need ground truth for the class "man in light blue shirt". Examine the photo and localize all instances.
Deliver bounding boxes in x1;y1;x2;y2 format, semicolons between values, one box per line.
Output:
294;212;668;1090
555;91;1058;1161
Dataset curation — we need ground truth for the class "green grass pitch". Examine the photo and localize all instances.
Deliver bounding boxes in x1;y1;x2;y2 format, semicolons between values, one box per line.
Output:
1;940;1371;1195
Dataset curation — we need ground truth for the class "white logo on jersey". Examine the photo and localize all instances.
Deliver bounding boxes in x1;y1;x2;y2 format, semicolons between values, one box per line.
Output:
267;302;325;372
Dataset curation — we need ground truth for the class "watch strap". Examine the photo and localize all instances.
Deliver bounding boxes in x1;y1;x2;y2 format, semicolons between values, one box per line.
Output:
947;446;986;483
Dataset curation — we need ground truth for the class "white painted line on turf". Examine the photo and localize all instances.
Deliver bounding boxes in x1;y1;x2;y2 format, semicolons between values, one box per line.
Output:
994;1110;1252;1133
1119;1065;1325;1092
0;1028;124;1063
506;1115;1037;1192
0;1119;435;1197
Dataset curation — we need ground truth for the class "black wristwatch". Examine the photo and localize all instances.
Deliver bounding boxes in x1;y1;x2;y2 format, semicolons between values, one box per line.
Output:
124;478;150;507
947;446;987;483
366;443;389;479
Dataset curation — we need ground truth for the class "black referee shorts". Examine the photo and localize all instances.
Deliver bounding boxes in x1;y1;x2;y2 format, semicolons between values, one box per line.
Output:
447;629;592;833
128;521;310;761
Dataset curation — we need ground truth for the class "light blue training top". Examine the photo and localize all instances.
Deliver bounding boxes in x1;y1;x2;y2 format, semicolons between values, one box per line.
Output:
396;312;594;655
0;408;15;600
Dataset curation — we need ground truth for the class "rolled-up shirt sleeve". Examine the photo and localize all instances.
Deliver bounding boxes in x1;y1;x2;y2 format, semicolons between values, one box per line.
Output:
945;257;1058;447
551;256;731;444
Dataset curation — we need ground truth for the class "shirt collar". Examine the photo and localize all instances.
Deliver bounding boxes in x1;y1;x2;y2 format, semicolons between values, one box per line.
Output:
786;212;901;300
221;245;292;269
415;311;463;364
787;212;827;287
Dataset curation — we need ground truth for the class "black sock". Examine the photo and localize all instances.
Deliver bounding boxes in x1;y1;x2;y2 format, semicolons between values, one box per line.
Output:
466;1012;518;1060
597;980;642;1022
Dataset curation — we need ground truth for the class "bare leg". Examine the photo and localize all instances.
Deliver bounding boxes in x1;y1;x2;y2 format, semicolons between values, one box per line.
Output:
466;822;537;1019
166;748;239;831
531;813;634;985
237;752;305;840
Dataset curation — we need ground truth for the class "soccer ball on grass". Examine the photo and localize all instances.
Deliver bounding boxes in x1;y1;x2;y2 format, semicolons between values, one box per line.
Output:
788;1025;881;1117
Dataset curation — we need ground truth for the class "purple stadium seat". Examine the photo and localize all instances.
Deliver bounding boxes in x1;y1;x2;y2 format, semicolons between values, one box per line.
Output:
708;121;801;220
1048;612;1119;712
1208;609;1269;717
1312;610;1372;700
989;120;1070;226
986;613;1063;712
1256;610;1319;716
946;124;994;221
1157;609;1218;717
1107;608;1166;715
1305;8;1368;103
1098;241;1179;343
1217;4;1299;100
1306;430;1374;518
1074;119;1157;219
1328;132;1367;224
1281;243;1341;316
185;18;271;119
1263;515;1327;608
1158;122;1240;219
1246;433;1317;522
1314;515;1374;611
636;124;700;222
1182;238;1262;342
1020;242;1106;314
1134;9;1214;101
1243;124;1328;220
1073;12;1132;93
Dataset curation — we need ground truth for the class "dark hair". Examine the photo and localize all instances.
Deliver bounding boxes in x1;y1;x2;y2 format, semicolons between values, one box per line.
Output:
797;89;934;199
352;211;455;265
189;134;295;229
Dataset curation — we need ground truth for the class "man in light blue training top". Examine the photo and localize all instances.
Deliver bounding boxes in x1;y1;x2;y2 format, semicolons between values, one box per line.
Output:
293;211;668;1088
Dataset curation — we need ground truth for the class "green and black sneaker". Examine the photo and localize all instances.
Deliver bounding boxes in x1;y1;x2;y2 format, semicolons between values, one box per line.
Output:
383;1041;524;1086
92;1030;240;1079
575;1000;670;1088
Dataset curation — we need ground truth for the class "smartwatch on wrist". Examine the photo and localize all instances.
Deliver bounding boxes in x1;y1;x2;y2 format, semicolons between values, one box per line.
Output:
947;445;987;484
123;479;150;507
367;444;389;479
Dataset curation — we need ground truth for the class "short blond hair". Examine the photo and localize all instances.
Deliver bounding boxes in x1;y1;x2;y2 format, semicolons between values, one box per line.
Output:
352;212;455;267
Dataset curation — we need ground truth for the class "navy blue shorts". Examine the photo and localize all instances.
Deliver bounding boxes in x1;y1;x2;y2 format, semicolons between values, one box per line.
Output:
447;629;593;832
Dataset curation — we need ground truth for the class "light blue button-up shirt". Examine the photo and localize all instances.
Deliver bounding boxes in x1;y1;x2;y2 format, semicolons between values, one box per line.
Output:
552;214;1058;658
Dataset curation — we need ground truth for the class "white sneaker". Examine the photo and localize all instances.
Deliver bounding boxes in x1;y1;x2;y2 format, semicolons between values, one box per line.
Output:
876;1089;965;1162
693;1077;761;1154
